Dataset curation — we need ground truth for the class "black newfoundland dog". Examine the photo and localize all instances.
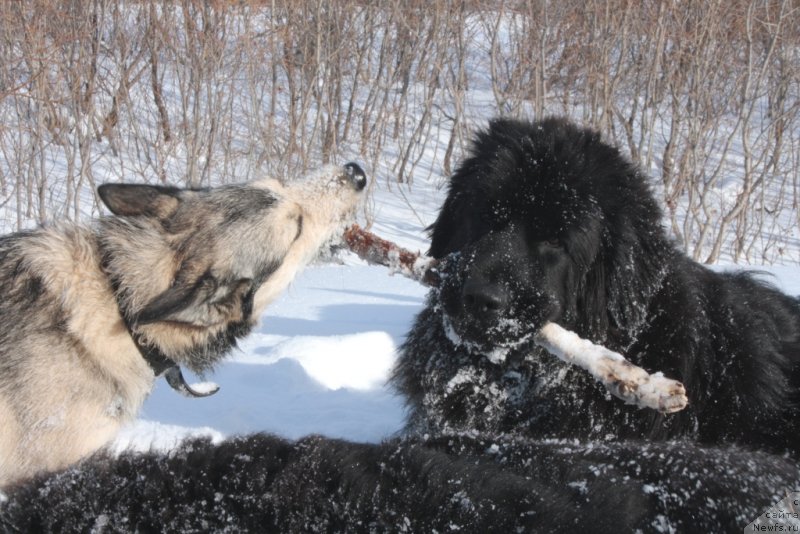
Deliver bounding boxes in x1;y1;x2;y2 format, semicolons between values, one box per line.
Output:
2;433;798;532
394;117;800;454
2;118;799;532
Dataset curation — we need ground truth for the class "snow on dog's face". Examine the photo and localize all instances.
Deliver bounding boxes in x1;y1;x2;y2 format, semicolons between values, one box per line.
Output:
427;118;669;358
98;163;367;372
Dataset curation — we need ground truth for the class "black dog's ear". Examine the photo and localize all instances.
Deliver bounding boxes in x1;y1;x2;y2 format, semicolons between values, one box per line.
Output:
568;224;609;340
429;190;483;259
575;259;610;341
98;184;184;220
584;208;672;347
136;272;253;328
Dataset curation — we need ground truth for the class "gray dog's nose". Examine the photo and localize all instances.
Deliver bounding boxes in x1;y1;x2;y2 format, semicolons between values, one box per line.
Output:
344;162;367;191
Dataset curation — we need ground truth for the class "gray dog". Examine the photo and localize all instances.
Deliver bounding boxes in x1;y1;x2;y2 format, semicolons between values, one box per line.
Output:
0;163;366;487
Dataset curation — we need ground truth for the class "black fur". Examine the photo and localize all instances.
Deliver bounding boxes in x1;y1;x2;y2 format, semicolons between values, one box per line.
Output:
2;433;796;533
393;117;800;454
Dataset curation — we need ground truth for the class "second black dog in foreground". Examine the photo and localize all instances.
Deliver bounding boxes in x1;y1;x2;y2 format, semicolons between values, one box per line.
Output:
2;433;796;533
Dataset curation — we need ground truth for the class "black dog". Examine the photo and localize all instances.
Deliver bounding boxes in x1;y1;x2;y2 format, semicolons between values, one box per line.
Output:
394;117;800;455
2;433;797;533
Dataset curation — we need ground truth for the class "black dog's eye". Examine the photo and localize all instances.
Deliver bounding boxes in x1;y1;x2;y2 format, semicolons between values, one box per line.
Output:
543;238;561;248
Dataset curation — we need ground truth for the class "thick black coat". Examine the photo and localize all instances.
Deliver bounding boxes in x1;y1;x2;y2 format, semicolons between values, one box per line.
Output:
2;433;796;533
394;117;800;455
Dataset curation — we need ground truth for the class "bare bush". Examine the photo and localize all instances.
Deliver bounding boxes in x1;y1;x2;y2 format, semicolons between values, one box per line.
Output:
0;0;797;263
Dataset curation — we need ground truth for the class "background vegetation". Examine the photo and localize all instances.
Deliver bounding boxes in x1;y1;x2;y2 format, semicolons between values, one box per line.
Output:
0;0;797;263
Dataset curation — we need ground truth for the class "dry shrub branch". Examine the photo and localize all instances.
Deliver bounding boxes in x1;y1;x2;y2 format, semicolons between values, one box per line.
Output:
0;0;797;263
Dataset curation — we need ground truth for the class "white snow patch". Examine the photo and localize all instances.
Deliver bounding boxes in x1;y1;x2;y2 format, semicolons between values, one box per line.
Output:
90;514;110;533
110;420;225;455
112;264;425;446
651;514;676;534
567;480;589;495
446;368;479;394
441;313;534;364
237;331;397;391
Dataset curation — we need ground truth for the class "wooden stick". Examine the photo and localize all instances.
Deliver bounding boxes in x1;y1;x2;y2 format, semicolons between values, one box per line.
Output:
343;225;440;286
535;323;687;413
343;224;688;413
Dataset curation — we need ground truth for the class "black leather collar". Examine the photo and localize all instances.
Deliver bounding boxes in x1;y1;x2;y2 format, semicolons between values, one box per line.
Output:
100;252;219;398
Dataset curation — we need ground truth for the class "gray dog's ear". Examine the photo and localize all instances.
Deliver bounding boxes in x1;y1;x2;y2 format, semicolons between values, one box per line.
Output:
136;273;253;328
98;184;184;220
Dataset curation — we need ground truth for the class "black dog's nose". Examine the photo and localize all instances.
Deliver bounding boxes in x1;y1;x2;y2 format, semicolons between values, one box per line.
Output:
344;162;367;191
463;280;509;319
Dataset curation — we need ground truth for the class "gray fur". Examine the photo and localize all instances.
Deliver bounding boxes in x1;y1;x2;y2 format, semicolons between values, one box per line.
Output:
0;164;365;487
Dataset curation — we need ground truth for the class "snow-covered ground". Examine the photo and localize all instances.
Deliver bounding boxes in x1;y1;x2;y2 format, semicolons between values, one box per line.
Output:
110;172;800;453
111;177;436;452
114;262;426;451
